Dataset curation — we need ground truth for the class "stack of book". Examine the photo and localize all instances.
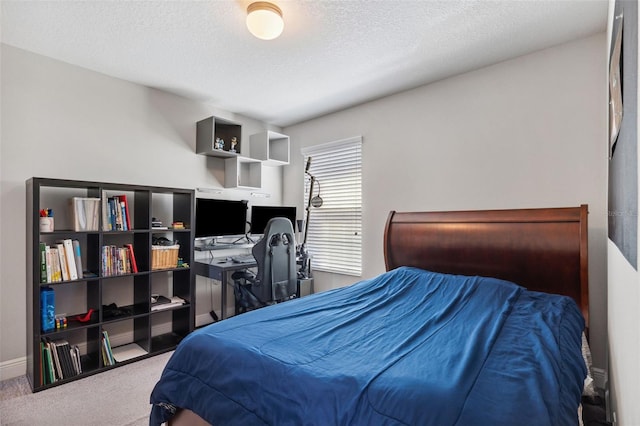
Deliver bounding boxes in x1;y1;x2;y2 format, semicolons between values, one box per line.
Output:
101;330;115;366
41;338;82;385
102;194;131;231
39;239;84;283
101;244;138;276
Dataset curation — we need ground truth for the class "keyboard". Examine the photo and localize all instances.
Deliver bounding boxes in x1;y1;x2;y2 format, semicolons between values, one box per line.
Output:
196;243;235;251
231;255;255;264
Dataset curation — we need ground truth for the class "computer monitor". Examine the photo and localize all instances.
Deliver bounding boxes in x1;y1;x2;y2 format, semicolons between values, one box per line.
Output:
250;205;297;235
195;198;248;239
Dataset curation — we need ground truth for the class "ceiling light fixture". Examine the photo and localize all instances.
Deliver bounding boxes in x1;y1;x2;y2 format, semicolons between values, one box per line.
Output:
246;2;284;40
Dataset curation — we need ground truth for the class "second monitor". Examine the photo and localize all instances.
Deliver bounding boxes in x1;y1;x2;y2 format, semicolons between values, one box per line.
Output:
250;205;297;235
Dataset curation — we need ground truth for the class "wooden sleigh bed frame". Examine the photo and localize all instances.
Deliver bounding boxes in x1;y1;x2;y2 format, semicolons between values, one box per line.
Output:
384;204;589;331
163;204;589;426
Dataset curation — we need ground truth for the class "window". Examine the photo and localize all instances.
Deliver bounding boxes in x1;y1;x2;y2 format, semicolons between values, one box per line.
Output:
302;137;362;276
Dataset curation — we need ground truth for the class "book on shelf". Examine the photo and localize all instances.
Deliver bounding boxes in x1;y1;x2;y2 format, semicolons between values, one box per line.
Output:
62;239;78;280
125;243;139;273
110;197;121;230
102;195;133;232
55;243;69;281
102;244;137;276
119;200;127;231
111;342;148;363
117;195;131;231
43;338;81;381
42;243;79;283
47;339;63;380
48;247;62;282
69;197;100;231
41;341;55;385
101;330;115;366
40;243;51;283
70;345;82;375
40;242;47;283
101;190;111;231
72;239;83;279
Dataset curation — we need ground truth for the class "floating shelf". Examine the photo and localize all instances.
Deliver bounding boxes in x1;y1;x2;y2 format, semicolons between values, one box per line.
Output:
224;156;262;189
249;131;290;166
196;116;242;157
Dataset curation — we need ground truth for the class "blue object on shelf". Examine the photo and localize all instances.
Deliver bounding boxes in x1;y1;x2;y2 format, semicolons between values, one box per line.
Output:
41;286;55;332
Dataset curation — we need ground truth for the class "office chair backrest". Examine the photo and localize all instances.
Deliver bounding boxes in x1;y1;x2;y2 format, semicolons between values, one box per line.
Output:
251;217;297;303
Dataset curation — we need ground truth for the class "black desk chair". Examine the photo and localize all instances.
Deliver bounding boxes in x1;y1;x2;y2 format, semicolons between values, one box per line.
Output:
232;217;297;314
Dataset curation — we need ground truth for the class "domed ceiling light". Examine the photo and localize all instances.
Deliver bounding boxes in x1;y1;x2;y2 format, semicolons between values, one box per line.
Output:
246;2;284;40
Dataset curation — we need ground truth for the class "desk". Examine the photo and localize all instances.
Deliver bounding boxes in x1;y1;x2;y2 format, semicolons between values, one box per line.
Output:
194;259;257;320
195;258;313;320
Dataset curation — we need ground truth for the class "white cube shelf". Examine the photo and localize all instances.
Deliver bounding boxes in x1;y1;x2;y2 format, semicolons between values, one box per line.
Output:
224;156;262;189
196;116;243;157
249;131;290;166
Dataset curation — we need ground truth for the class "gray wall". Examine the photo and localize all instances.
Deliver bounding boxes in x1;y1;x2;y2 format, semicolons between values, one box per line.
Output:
0;32;614;397
284;33;609;369
606;1;640;424
0;45;284;375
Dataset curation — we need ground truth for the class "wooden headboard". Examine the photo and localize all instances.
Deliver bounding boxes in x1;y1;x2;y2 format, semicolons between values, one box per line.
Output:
384;205;589;329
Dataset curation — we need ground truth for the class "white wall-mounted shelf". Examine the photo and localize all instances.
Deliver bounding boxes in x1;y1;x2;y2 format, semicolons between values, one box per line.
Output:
250;131;290;166
224;156;262;189
196;118;291;189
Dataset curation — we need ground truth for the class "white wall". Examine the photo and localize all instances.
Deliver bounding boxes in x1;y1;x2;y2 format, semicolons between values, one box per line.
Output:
284;34;609;369
0;44;283;375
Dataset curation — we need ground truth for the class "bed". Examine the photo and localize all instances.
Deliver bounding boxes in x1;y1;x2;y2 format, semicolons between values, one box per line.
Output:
150;205;589;426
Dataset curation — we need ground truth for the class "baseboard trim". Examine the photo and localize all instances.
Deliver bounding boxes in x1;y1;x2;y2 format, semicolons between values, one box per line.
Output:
0;356;27;381
196;312;218;328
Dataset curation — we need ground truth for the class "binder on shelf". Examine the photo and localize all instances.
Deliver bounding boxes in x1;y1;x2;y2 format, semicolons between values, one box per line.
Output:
70;197;100;231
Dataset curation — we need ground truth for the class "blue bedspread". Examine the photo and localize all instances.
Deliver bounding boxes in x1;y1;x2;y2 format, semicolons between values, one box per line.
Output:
150;267;586;426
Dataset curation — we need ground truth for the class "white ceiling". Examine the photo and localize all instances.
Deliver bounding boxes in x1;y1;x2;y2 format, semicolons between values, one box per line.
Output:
1;0;608;127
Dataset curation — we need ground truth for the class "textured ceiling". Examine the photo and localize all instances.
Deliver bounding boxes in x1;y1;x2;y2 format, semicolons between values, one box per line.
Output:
1;0;608;127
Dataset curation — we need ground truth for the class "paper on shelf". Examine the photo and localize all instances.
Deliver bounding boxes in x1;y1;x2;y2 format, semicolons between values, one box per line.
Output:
111;343;148;363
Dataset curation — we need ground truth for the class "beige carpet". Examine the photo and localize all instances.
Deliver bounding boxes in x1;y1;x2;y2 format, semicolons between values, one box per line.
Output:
0;351;173;426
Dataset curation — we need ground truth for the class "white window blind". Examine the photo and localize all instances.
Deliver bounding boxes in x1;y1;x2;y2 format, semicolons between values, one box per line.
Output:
302;137;362;276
